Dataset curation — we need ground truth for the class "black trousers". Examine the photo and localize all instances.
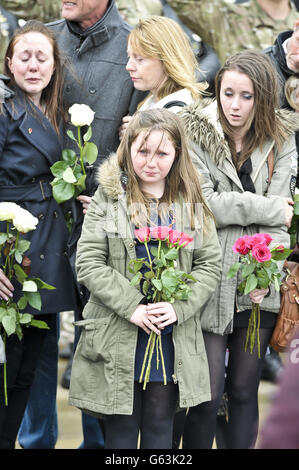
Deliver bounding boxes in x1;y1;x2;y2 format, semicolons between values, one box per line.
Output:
0;313;56;449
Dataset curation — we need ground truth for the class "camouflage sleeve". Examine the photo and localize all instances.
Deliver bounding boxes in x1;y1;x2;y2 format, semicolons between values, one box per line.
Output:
166;0;222;50
0;0;61;22
115;0;163;27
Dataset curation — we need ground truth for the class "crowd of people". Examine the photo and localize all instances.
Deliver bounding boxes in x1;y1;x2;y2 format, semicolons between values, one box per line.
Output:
0;0;298;450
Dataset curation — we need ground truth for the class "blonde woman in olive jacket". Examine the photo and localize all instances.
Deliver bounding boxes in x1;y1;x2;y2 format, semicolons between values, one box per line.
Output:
69;109;222;449
177;51;299;449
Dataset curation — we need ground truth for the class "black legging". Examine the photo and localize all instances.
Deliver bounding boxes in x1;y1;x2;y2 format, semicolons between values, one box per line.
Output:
0;313;56;449
105;381;178;449
180;327;273;449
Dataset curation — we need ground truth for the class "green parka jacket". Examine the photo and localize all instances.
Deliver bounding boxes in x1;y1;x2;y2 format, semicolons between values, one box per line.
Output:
180;100;299;335
68;154;222;416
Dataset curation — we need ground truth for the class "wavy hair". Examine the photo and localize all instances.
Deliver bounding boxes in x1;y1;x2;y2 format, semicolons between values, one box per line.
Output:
117;108;212;230
128;15;207;105
215;50;288;169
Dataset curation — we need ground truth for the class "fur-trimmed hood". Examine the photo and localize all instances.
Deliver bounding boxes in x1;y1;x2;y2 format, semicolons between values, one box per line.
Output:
95;153;124;201
179;99;299;166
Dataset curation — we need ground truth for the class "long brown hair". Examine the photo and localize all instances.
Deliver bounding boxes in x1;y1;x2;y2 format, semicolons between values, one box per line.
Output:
117;108;212;229
215;51;288;170
3;20;65;134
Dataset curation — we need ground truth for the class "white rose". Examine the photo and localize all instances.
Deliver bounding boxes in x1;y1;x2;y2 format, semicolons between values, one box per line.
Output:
13;207;38;233
0;202;21;222
68;104;95;127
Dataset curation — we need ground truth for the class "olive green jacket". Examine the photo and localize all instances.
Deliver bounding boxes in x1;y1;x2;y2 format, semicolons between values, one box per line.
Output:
68;154;222;416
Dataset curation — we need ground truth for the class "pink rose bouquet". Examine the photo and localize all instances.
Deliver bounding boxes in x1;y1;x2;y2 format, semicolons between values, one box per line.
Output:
227;233;292;357
130;226;195;389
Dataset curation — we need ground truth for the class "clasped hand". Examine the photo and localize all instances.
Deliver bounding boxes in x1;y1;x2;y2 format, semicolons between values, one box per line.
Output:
0;269;14;301
249;288;269;304
130;302;177;335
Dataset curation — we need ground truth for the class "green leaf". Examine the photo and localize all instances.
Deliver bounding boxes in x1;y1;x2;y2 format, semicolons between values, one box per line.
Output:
152;279;162;291
50;160;69;177
164;248;178;260
0;307;7;322
67;129;77;142
150;247;159;257
161;269;180;293
244;273;258;295
19;313;33;324
274;275;281;292
130;271;142;286
75;174;86;193
293;201;299;216
144;271;154;279
241;263;255;278
226;262;241;279
2;314;16;336
16;239;31;254
61;149;77;165
30;319;50;330
271;249;293;261
83;126;92;142
0;232;8;245
51;178;75;204
82;142;98;164
142;280;149;296
22;280;38;292
14;264;28;284
63;167;77;184
24;291;41;311
14;250;23;264
18;295;28;310
28;278;56;290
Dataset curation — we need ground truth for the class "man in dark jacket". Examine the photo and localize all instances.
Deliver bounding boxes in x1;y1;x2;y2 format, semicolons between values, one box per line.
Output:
264;22;299;108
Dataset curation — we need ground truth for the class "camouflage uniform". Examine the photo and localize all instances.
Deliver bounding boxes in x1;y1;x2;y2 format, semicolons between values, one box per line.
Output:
0;11;9;73
115;0;163;26
0;0;61;22
167;0;299;64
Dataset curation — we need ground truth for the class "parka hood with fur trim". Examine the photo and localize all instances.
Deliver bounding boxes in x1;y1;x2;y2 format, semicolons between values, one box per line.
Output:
179;99;299;166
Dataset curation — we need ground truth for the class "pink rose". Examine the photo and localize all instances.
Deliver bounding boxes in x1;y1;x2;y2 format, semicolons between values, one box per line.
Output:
251;243;272;263
135;227;150;243
168;229;182;245
149;226;171;241
275;244;285;253
232;235;253;255
251;233;273;247
178;232;193;247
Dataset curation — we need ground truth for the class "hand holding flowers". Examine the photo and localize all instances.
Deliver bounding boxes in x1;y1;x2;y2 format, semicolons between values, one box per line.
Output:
129;226;195;389
0;202;55;405
227;233;292;357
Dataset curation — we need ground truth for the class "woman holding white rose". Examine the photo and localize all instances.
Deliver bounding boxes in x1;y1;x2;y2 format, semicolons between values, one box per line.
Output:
0;20;77;448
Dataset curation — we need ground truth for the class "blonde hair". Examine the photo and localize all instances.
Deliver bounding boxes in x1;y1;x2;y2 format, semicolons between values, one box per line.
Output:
117;108;212;230
285;75;299;111
128;16;207;104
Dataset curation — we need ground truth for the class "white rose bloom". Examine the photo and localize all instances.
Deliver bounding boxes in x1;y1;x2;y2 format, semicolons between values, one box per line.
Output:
13;207;38;233
69;104;95;127
0;202;21;222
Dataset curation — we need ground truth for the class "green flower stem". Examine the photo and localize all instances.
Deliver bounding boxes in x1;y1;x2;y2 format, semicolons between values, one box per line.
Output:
139;329;154;384
144;241;154;273
142;331;156;390
158;334;167;385
77;127;86;175
3;333;7;406
245;303;261;358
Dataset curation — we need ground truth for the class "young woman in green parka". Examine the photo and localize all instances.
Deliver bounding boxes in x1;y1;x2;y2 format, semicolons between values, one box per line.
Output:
176;51;299;449
68;108;222;449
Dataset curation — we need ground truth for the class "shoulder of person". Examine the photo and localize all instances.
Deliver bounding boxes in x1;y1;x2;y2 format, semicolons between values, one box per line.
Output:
46;18;66;31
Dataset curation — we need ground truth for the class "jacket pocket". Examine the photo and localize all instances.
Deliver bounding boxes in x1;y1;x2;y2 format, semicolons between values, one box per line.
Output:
74;317;115;362
184;316;204;355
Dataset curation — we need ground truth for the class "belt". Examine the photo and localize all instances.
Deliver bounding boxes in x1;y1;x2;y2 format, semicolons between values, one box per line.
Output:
0;178;52;202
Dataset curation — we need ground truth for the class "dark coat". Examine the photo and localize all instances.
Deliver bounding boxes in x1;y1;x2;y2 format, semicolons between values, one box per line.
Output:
0;92;78;315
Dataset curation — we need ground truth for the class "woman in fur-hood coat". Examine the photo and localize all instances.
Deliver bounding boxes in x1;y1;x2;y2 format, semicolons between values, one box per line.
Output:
174;51;299;450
